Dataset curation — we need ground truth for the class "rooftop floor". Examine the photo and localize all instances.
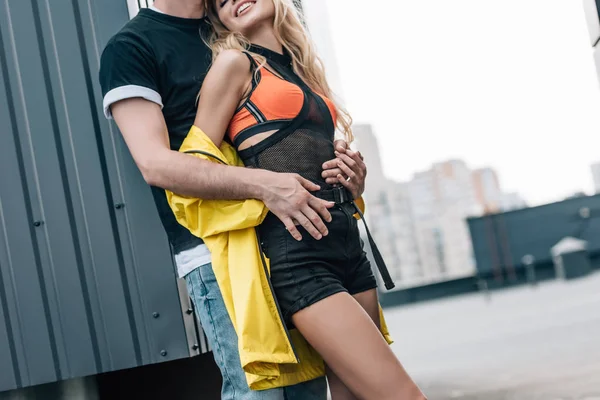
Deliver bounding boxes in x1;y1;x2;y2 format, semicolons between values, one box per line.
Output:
386;271;600;399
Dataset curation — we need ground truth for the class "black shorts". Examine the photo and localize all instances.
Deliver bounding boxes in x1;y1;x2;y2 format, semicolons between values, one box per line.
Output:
258;201;378;325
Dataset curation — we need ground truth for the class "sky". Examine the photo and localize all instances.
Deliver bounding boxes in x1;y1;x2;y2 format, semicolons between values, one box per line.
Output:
324;0;600;206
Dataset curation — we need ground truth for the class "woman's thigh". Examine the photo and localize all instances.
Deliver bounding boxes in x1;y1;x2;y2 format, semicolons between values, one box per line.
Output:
352;289;380;329
290;292;424;400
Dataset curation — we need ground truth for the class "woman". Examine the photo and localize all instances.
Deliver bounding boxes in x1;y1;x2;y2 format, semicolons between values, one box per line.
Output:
191;0;426;398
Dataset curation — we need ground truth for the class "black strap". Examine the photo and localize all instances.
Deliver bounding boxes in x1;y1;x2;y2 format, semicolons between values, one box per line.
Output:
241;51;259;69
184;149;227;164
351;201;396;290
232;51;262;115
313;187;396;290
232;120;291;149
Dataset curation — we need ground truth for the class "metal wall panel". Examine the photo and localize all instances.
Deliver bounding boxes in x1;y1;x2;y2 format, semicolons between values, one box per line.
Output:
468;195;600;275
0;0;203;392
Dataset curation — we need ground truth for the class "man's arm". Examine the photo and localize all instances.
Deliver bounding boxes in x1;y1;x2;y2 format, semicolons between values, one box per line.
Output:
111;98;333;241
112;98;256;199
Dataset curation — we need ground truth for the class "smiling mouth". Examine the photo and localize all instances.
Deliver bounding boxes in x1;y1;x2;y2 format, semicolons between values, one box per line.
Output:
236;1;256;17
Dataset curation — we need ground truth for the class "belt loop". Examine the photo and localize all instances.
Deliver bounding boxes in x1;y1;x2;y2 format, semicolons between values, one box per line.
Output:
332;186;347;204
333;187;341;204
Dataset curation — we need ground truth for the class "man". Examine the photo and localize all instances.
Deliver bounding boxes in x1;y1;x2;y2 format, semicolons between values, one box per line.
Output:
99;0;367;399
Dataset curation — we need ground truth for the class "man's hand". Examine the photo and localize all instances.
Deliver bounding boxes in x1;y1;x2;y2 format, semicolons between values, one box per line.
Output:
321;140;367;199
259;172;334;241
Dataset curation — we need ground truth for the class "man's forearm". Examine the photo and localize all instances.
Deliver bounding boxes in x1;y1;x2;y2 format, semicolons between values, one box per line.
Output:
143;149;269;200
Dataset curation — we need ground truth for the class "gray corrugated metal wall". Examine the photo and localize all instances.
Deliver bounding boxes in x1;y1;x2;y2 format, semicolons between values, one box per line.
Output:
0;0;205;393
468;195;600;275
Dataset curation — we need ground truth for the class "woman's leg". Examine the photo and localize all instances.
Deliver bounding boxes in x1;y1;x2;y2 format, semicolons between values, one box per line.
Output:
321;289;413;400
326;364;357;400
325;289;382;400
352;289;381;329
291;292;426;400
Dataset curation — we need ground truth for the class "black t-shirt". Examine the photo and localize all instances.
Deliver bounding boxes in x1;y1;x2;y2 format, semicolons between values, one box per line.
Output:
99;9;212;253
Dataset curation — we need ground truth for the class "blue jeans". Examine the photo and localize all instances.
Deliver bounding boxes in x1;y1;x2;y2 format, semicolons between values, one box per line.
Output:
185;263;328;400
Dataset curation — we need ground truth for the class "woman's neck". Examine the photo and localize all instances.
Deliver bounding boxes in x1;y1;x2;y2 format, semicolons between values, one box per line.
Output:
247;28;283;55
153;0;204;19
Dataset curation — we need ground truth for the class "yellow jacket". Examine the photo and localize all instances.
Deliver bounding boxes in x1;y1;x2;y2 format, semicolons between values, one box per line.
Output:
166;126;392;390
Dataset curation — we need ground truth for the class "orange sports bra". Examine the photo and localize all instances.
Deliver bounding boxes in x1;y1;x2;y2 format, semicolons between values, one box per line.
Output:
227;45;339;189
227;56;337;147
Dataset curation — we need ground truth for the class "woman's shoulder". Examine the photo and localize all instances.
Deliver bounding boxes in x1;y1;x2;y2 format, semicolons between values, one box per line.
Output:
201;49;254;101
211;49;252;76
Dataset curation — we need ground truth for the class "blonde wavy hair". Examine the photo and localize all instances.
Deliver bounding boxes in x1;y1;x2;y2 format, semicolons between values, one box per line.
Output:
203;0;354;143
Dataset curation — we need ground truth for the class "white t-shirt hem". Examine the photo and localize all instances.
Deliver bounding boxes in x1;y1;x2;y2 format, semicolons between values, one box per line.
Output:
175;244;212;278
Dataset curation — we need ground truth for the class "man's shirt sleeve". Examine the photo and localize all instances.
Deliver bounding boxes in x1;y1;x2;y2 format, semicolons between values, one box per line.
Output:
99;37;163;119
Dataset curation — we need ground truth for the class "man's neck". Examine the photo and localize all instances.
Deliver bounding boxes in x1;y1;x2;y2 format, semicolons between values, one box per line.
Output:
152;0;204;19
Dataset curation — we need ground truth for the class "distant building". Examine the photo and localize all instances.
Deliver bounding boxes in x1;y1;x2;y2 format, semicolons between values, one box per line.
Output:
472;168;527;213
353;124;388;194
357;135;528;284
472;167;503;213
408;160;483;279
591;162;600;193
368;183;423;282
354;125;423;284
468;194;600;279
499;192;528;211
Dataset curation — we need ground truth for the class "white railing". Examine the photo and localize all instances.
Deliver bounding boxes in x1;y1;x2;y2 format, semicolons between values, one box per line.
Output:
583;0;600;46
127;0;155;19
582;0;600;85
127;0;303;20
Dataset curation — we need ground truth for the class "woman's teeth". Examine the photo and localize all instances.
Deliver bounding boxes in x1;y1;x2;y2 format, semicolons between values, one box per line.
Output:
237;2;254;16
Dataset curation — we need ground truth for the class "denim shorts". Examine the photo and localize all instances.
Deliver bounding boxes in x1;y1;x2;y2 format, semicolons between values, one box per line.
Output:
258;202;378;325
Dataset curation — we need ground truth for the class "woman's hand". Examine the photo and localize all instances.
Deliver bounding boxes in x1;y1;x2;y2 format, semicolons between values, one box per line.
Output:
258;171;334;241
321;140;367;199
